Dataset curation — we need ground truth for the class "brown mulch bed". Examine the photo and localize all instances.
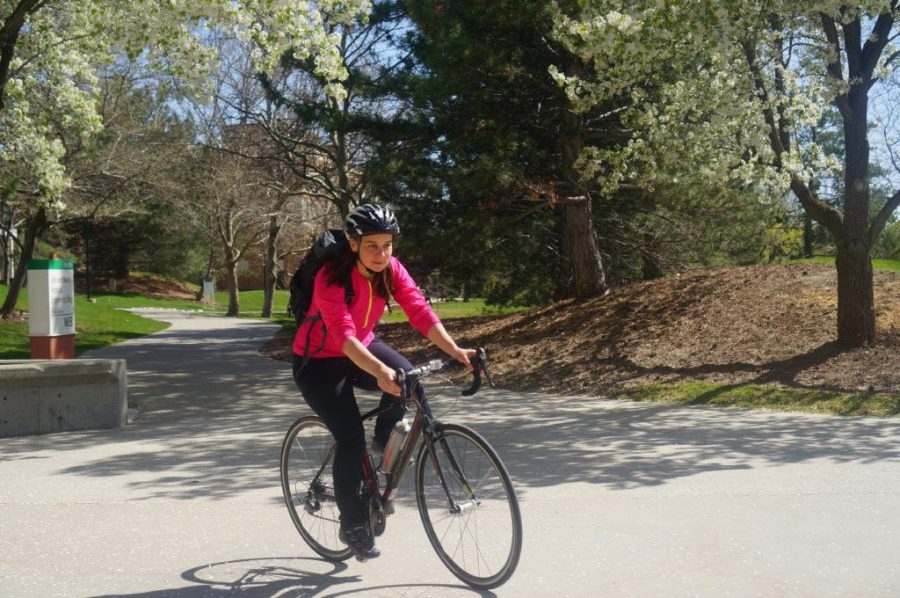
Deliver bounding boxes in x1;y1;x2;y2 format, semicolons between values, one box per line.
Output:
75;276;197;301
261;264;900;395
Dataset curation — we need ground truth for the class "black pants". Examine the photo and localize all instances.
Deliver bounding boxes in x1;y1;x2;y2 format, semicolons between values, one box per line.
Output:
292;338;421;527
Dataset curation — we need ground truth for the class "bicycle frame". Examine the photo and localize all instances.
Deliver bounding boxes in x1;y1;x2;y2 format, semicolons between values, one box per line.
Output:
358;386;427;506
357;359;487;516
282;347;520;588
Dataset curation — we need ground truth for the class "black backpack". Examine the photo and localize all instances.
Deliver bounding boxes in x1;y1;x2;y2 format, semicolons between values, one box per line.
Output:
288;229;355;326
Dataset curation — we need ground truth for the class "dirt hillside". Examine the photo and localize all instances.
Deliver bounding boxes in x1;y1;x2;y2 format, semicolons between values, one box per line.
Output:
76;276;197;300
263;264;900;395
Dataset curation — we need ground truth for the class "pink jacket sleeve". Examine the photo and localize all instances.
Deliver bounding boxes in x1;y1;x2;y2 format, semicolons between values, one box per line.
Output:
391;258;441;336
313;267;356;344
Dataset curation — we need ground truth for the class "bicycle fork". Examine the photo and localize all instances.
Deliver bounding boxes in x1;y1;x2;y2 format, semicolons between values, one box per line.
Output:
425;428;481;514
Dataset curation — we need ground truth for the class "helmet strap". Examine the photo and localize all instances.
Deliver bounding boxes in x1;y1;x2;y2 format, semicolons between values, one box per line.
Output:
356;256;379;277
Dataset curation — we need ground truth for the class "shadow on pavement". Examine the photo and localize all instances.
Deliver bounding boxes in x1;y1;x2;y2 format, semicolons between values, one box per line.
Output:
88;556;493;597
1;316;300;501
443;389;900;496
4;312;900;505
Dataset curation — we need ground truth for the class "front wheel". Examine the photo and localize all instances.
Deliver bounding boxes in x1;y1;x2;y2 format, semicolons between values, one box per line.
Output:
280;416;352;561
415;423;523;589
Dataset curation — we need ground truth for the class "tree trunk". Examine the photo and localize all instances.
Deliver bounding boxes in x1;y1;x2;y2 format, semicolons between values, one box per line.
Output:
641;238;663;280
0;203;13;283
224;255;240;317
640;192;663;280
552;207;569;300
0;0;43;110
558;55;607;299
802;214;813;258
837;97;875;346
261;214;280;318
0;207;46;318
333;118;353;217
563;198;606;297
1;223;13;284
835;236;874;345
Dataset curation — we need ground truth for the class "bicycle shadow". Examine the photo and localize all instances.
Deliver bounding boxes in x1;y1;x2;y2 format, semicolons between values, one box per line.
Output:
87;556;495;597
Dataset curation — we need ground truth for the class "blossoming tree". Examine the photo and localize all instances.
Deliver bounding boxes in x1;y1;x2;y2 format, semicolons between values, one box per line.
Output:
553;1;900;346
0;0;369;317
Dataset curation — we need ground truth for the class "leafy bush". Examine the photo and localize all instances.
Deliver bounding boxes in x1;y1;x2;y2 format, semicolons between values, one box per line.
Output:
874;219;900;260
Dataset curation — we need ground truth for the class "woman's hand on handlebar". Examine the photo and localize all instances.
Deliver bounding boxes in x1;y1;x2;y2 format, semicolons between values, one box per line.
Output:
376;366;402;397
342;336;402;396
450;347;477;372
426;324;475;372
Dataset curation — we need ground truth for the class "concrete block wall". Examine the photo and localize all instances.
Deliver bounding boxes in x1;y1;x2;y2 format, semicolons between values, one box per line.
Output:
0;359;127;437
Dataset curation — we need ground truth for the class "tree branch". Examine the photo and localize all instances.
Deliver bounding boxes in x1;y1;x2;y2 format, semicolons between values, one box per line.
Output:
789;174;843;237
819;14;846;84
870;188;900;244
884;48;900;68
859;11;896;81
0;0;44;108
741;39;789;164
841;17;862;77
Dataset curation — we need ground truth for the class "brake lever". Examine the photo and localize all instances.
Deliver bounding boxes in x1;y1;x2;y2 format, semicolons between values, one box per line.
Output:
481;350;495;389
395;368;409;402
461;347;491;396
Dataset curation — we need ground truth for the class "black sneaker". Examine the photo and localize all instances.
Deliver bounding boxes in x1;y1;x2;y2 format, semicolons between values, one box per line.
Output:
339;523;381;562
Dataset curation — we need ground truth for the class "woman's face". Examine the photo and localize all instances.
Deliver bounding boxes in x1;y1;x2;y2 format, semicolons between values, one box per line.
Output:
350;233;394;273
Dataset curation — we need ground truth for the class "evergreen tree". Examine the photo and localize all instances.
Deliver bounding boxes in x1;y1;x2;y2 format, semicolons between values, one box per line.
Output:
386;0;615;303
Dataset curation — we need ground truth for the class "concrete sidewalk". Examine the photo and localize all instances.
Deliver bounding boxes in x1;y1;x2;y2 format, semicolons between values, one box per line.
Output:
1;309;899;597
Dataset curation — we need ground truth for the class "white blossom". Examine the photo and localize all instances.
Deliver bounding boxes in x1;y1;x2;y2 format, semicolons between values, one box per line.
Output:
550;1;899;204
0;0;371;210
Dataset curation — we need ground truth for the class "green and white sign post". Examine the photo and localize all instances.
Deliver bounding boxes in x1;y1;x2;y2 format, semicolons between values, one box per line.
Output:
27;259;76;359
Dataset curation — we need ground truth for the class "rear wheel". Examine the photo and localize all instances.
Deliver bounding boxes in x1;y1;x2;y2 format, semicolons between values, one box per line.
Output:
415;423;522;589
280;416;352;561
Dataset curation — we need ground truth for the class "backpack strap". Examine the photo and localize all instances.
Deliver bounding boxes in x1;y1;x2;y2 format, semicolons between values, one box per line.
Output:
344;278;355;307
295;314;326;375
296;279;354;376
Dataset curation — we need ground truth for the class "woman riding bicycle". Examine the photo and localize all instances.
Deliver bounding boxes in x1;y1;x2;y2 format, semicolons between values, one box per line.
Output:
292;203;475;561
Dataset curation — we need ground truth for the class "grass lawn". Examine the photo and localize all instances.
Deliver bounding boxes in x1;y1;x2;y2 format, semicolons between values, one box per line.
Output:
213;290;525;321
0;285;175;359
213;289;289;316
1;283;525;359
382;298;525;323
617;381;900;417
793;256;900;272
873;258;899;272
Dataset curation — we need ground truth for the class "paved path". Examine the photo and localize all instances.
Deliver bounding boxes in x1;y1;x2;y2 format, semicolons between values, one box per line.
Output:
2;310;900;597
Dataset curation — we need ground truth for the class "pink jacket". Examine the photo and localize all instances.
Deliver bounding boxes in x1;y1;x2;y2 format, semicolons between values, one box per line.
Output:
293;256;440;358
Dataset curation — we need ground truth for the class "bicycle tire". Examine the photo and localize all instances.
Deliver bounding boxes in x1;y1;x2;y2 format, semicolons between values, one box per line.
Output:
280;416;353;561
415;423;523;589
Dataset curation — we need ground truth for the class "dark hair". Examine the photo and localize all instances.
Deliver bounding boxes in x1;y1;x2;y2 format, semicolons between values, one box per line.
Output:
326;239;395;301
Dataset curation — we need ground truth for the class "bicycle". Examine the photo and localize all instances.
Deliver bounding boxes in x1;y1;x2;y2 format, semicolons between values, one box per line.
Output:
279;347;523;590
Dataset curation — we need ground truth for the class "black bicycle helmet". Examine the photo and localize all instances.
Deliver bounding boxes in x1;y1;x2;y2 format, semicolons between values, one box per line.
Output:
345;203;400;237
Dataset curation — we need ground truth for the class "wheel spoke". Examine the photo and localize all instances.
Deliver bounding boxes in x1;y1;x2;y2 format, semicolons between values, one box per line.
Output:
416;424;521;589
280;417;351;561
